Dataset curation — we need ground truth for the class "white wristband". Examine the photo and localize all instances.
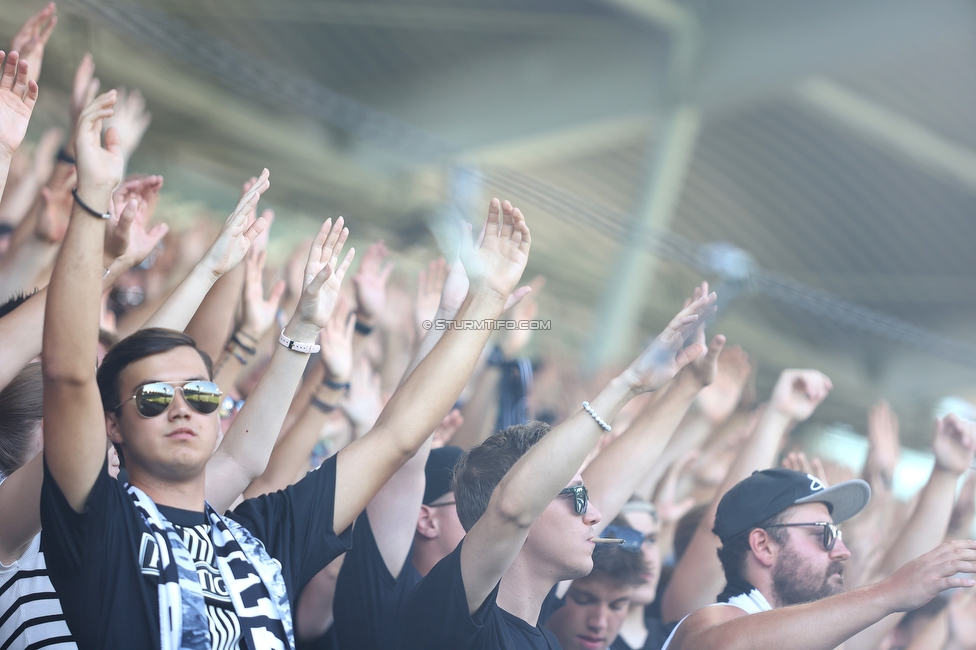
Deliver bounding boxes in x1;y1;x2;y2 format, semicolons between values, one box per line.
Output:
582;401;612;432
278;329;320;354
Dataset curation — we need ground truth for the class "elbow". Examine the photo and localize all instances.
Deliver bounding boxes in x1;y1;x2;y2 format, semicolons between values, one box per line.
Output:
488;486;535;531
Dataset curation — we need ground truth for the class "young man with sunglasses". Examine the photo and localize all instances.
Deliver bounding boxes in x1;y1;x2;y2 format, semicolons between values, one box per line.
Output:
544;523;650;650
40;90;532;649
662;468;976;650
396;290;718;649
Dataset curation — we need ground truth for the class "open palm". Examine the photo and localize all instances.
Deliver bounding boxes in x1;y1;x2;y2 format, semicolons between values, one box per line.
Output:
0;52;38;157
298;216;356;329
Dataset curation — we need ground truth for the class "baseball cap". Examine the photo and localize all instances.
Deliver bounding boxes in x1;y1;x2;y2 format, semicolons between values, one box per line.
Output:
423;445;464;505
713;468;870;544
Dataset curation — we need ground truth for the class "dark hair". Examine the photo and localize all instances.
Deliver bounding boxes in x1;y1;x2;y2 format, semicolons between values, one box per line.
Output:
96;328;213;413
0;363;44;475
0;288;38;319
453;421;551;531
716;510;789;583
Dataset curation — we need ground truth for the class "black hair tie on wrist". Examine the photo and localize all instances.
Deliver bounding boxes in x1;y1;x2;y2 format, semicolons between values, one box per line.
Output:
322;377;351;391
354;321;373;336
57;147;76;165
71;189;110;220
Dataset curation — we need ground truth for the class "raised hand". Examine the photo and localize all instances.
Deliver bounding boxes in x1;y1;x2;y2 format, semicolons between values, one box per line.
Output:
696;344;751;424
352;240;393;326
882;539;976;613
864;400;900;491
460;198;531;303
620;290;718;394
342;357;384;437
0;51;40;158
66;54;98;157
416;257;447;333
677;282;726;388
932;414;976;475
294;216;355;330
240;248;285;340
74;90;123;197
9;2;56;83
104;88;151;160
432;408;464;448
656;450;698;526
769;369;832;422
319;294;356;383
781;450;828;485
199;168;270;278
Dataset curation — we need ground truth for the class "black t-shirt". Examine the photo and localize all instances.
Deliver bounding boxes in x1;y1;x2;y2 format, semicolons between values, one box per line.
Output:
40;455;352;650
295;624;339;650
397;539;562;650
332;511;422;650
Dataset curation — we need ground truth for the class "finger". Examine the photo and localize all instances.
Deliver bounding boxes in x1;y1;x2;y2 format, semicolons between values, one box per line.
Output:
334;247;356;282
514;212;531;252
268;280;286;310
322;217;345;263
104;126;121;154
24;79;38;111
306;264;334;296
39;13;58;44
13;58;29;97
485;198;501;237
503;285;532;311
674;342;705;369
243;214;268;246
0;51;18;90
500;200;515;238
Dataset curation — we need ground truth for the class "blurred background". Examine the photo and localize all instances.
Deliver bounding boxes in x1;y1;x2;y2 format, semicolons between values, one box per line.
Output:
7;0;976;474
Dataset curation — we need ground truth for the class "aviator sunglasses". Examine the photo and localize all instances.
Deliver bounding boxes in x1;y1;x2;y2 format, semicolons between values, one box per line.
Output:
764;522;842;552
114;380;223;418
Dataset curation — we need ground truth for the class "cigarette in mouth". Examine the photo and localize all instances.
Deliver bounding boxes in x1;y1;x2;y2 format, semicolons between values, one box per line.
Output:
593;538;624;545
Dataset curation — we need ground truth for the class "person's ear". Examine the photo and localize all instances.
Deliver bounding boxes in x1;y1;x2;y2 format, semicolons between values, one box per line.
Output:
749;528;777;568
106;411;123;445
416;504;439;540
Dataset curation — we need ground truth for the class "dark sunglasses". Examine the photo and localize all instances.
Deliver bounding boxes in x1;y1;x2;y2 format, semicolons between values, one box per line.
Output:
559;484;589;515
600;525;646;553
115;380;223;418
765;522;842;552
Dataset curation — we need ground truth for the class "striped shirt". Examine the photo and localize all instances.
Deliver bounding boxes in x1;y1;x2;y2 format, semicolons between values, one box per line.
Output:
0;533;75;650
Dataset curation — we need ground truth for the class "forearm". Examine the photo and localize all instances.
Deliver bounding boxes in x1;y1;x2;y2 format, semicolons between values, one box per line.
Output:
141;263;218;331
0;234;57;298
878;468;958;576
210;319;321;483
185;265;245;361
451;365;501;450
634;411;712;500
243;399;339;498
0;451;43;564
684;584;892;650
399;305;456;385
0;286;46;391
0;166;41;227
0;154;11;207
585;375;700;528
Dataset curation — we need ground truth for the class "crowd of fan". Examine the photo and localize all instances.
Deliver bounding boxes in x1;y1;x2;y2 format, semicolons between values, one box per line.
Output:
1;5;976;650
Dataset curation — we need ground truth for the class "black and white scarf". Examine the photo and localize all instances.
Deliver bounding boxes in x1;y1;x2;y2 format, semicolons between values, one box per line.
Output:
126;484;295;650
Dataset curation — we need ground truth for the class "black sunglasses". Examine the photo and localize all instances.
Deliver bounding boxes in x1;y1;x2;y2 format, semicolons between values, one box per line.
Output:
600;525;646;553
765;522;842;552
559;484;589;516
115;380;223;418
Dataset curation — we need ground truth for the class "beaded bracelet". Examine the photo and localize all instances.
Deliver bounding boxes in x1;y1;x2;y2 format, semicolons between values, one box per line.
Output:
582;401;611;432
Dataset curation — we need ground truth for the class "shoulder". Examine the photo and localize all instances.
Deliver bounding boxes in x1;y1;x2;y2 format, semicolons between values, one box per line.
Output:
667;604;748;650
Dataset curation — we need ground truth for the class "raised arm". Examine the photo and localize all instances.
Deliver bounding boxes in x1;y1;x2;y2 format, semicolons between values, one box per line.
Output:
460;292;716;614
0;51;39;213
670;539;976;650
9;3;56;84
205;216;354;511
662;368;832;622
142;171;269;332
41;90;123;512
584;286;725;532
847;415;976;650
333;199;529;536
